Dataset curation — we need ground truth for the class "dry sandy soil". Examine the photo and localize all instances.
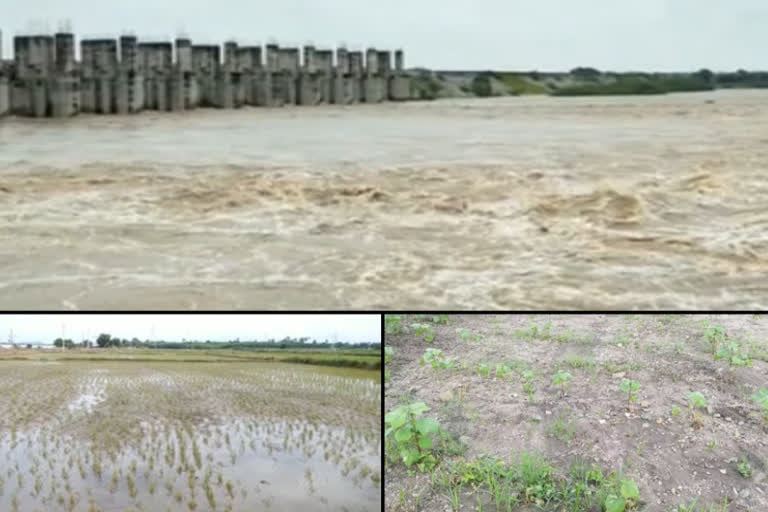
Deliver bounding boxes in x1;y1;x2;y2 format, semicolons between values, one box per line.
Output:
384;314;768;512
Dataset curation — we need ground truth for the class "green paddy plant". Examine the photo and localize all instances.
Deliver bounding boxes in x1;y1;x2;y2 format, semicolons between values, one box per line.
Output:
552;370;572;397
477;363;492;378
687;392;707;428
410;323;436;343
420;348;454;371
750;388;768;422
619;378;641;411
385;402;442;471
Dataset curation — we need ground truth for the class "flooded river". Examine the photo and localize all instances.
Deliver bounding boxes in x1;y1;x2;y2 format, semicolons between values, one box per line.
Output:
1;90;767;309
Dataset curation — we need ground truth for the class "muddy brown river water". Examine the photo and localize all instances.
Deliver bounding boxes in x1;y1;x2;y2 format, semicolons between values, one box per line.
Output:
1;90;767;309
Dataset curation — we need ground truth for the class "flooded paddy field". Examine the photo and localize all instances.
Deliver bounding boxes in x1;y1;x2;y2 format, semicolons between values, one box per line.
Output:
385;314;768;512
0;359;381;512
2;90;768;309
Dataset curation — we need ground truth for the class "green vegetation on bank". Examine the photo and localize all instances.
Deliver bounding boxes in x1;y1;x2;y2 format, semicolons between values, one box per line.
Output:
414;66;768;99
1;334;381;370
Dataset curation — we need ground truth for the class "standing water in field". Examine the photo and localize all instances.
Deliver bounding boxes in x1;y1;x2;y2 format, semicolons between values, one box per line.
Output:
1;90;768;308
0;361;381;512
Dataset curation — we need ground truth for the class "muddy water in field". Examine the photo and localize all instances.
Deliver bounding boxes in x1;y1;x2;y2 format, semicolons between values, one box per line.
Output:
0;362;381;512
1;90;767;309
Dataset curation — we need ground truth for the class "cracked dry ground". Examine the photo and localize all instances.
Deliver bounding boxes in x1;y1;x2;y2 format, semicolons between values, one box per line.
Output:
384;314;768;512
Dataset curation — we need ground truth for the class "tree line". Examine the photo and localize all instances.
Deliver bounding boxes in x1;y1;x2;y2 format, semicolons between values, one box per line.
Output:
51;334;379;350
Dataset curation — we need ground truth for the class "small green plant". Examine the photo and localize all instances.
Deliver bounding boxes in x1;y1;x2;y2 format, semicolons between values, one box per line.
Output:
457;328;482;342
385;347;394;383
707;440;717;451
737;456;753;478
385;315;404;335
704;325;725;357
687;392;707;427
750;388;768;422
670;406;681;417
605;478;640;512
420;348;454;371
715;340;752;368
431;314;449;325
385;402;441;471
522;371;535;402
411;323;436;343
552;370;572;396
495;363;512;380
477;363;491;377
619;378;641;411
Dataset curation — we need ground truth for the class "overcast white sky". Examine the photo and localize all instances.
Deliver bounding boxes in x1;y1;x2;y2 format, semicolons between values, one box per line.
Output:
0;315;380;344
1;1;767;71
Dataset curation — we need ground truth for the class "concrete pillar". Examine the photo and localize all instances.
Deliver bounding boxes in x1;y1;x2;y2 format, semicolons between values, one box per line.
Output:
0;75;8;117
97;77;113;114
54;33;75;74
394;49;404;72
31;79;47;117
192;45;220;107
303;45;316;73
334;48;355;105
170;73;184;111
365;48;378;77
50;76;79;117
120;36;139;72
80;79;96;113
11;81;31;115
348;51;363;103
155;78;168;111
223;41;238;72
175;38;192;72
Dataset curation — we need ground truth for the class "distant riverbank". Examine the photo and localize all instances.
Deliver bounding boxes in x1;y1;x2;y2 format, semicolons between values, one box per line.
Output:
410;67;768;99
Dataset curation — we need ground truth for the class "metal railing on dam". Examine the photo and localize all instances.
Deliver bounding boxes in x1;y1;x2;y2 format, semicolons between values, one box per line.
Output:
0;31;413;118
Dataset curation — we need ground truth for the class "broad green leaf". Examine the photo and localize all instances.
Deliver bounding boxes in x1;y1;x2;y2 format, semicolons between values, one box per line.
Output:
619;379;630;393
418;435;433;450
630;381;640;391
385;408;407;429
395;427;413;443
605;495;626;512
620;479;639;500
687;392;707;408
416;418;440;434
409;402;430;416
403;449;420;467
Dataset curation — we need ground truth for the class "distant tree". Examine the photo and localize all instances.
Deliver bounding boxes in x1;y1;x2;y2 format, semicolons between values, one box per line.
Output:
570;67;601;80
63;339;74;349
695;68;714;83
26;344;32;349
280;343;286;349
53;337;63;348
529;70;541;81
96;333;111;348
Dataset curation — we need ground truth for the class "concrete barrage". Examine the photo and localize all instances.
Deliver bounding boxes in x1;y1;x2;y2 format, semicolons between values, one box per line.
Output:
0;30;413;117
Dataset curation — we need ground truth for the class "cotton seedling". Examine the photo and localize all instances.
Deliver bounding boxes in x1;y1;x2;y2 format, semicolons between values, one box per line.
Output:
605;478;640;512
495;364;512;380
522;371;535;402
619;378;641;411
552;370;572;397
431;315;449;325
384;402;442;471
750;388;768;423
420;349;454;371
704;325;726;357
477;363;491;378
715;340;752;368
687;391;707;428
411;323;436;343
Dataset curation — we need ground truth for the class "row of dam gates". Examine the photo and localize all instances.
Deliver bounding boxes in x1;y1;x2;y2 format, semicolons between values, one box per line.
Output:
0;30;415;118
